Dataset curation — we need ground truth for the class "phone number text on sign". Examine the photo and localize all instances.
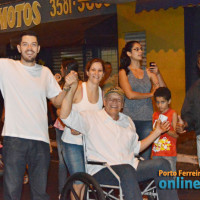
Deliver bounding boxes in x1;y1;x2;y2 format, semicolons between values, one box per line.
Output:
49;0;110;17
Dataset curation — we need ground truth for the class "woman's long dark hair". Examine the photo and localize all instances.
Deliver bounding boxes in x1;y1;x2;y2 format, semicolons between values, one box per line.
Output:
119;41;140;75
59;58;80;88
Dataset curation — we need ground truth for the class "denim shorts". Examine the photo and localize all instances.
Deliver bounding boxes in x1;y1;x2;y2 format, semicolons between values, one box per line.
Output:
62;142;85;184
134;120;152;160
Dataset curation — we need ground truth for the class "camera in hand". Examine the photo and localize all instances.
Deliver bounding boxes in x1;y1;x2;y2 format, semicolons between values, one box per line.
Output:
149;62;155;67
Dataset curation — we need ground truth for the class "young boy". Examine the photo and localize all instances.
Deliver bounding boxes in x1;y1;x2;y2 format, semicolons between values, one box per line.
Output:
152;87;178;172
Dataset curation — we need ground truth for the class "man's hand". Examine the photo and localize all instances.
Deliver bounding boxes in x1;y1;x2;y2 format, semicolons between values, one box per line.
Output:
50;71;78;108
71;129;81;135
176;115;186;134
156;120;170;135
64;71;78;90
60;71;78;119
54;73;62;83
140;120;170;153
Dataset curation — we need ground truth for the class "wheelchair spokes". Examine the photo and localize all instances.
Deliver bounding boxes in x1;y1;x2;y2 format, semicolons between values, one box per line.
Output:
60;172;105;200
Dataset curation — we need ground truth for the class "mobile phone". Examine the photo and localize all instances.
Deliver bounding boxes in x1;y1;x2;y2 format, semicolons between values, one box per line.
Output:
153;114;168;129
153;114;168;144
149;62;155;67
159;114;168;122
149;62;156;72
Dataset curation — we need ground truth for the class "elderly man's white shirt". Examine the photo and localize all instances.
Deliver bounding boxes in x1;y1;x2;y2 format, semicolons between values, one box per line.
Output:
61;109;141;175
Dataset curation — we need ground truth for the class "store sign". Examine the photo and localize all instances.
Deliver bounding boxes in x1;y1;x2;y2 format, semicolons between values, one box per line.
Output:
91;0;134;3
0;0;116;32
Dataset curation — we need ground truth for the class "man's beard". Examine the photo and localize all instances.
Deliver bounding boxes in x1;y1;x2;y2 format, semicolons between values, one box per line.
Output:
21;51;36;63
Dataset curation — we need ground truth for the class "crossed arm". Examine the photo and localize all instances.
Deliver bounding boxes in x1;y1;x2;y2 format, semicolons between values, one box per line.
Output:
119;65;166;100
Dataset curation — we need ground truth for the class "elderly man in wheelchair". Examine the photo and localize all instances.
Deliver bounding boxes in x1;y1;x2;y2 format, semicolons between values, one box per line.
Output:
60;71;179;200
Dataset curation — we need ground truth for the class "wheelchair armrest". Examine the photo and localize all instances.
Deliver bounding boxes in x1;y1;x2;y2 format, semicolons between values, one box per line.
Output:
87;160;107;165
135;155;145;161
86;160;121;183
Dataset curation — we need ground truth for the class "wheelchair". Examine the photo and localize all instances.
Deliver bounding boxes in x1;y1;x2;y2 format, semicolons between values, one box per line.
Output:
60;136;158;200
60;172;106;200
60;165;158;200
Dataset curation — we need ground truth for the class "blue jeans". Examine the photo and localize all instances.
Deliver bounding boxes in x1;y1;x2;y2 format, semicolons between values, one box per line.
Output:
62;142;85;184
93;158;179;200
3;136;50;200
55;128;68;194
134;120;152;160
153;156;177;172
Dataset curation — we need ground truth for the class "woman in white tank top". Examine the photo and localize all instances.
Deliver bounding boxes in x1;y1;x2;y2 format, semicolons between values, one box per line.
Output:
61;58;105;198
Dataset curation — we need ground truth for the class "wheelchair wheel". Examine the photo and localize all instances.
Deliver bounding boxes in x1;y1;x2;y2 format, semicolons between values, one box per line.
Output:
60;172;106;200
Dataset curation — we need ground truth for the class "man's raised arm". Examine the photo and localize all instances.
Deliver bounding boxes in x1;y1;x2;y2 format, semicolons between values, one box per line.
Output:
59;71;78;119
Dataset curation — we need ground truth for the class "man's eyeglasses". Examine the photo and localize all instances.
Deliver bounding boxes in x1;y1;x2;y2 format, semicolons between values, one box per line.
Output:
132;47;143;52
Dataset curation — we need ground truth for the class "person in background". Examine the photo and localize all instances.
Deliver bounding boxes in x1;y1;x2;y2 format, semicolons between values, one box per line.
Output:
119;40;166;160
0;31;69;200
100;62;112;87
100;61;118;92
61;58;105;198
176;51;200;167
54;58;80;196
59;73;179;200
151;87;178;172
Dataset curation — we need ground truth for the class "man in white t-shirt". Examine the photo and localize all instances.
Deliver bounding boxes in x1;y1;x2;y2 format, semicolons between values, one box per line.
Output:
0;31;70;200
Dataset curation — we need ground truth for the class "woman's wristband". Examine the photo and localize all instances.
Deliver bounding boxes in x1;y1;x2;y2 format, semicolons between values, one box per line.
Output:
63;86;71;92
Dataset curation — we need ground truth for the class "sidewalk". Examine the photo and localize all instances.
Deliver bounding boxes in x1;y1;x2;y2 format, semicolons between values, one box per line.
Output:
176;131;199;200
0;128;199;199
